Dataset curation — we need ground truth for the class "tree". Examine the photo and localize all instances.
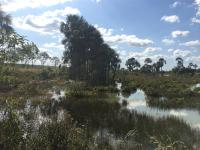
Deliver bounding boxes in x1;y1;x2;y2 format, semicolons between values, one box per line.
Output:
141;58;153;73
188;62;198;70
109;49;121;83
60;15;121;85
0;5;17;64
158;58;166;72
176;57;184;69
19;42;39;66
38;52;50;66
125;57;140;72
51;56;60;67
144;58;152;65
29;42;39;66
172;57;185;73
2;32;24;64
187;62;198;75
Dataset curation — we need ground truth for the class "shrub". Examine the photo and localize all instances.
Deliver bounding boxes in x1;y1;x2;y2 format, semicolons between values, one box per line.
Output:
0;76;16;91
37;67;57;80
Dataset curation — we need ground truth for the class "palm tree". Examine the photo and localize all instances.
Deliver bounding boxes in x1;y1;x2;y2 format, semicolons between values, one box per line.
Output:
176;57;184;69
194;64;198;70
141;58;153;73
152;62;159;72
188;63;198;70
144;58;152;65
158;58;166;71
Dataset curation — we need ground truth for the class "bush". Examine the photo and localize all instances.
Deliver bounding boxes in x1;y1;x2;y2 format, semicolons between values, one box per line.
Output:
0;103;96;150
37;67;57;80
27;113;92;150
0;76;16;91
16;84;39;96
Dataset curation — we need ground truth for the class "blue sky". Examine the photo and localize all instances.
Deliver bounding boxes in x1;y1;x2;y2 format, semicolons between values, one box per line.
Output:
1;0;200;69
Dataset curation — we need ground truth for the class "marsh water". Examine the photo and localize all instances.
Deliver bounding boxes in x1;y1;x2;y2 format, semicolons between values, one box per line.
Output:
1;83;200;148
117;83;200;130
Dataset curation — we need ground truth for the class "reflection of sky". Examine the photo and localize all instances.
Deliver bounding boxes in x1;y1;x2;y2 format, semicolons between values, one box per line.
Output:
120;89;200;130
50;90;65;102
191;83;200;91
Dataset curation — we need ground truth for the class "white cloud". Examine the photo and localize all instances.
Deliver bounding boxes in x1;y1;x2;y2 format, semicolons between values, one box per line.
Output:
194;0;200;16
191;1;200;25
13;7;80;35
180;40;200;47
128;51;166;63
170;1;181;8
192;17;200;24
161;15;180;23
168;49;174;52
43;42;64;50
111;45;119;50
104;35;154;47
95;25;153;47
162;39;175;45
173;49;192;58
190;56;200;62
115;46;165;68
171;30;190;38
144;47;161;54
96;26;113;37
91;0;101;2
2;0;73;12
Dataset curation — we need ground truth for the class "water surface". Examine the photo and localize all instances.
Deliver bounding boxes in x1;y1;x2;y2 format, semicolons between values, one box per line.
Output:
117;83;200;130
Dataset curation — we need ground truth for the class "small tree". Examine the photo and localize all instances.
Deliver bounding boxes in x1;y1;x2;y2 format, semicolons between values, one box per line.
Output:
38;52;50;66
125;57;140;72
51;56;60;67
176;57;184;69
141;58;153;73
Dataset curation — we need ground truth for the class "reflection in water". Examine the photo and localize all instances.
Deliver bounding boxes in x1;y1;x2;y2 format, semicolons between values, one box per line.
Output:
117;83;200;130
50;90;65;102
0;89;66;129
191;83;200;91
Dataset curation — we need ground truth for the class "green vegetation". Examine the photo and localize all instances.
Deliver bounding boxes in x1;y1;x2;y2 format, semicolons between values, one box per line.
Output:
61;15;121;85
120;72;200;110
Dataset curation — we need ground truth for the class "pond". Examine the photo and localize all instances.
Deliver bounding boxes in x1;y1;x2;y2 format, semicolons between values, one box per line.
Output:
1;85;200;148
117;83;200;130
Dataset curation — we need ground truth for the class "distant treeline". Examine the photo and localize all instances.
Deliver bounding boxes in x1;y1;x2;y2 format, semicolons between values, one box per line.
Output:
125;57;198;74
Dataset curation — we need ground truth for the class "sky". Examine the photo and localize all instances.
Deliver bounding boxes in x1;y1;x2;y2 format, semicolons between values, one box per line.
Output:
1;0;200;69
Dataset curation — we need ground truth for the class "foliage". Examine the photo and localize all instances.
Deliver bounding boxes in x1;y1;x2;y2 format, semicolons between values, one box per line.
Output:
150;135;188;150
125;57;140;72
27;113;92;150
0;102;94;150
37;67;57;80
61;15;121;85
38;52;50;66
